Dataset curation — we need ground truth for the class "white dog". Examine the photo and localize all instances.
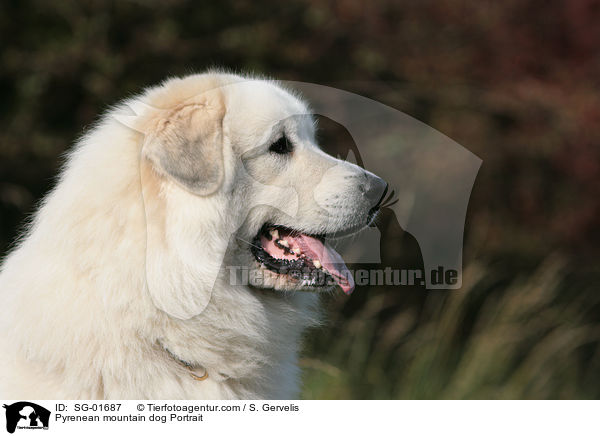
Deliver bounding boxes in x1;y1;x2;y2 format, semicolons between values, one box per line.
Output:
0;72;386;399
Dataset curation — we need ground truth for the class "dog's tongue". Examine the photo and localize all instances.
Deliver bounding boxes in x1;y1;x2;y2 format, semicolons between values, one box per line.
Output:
293;234;355;295
260;228;355;294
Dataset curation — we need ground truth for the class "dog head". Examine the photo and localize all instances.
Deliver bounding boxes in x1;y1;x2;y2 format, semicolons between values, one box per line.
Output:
122;73;386;319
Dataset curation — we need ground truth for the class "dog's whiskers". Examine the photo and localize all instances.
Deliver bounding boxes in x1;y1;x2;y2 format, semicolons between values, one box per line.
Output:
380;187;399;209
236;236;263;251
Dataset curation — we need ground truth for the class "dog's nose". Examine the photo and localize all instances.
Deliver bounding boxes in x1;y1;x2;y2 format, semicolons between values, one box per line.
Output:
364;171;388;223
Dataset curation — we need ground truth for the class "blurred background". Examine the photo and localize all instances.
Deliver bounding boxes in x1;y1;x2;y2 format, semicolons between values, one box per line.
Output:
1;0;600;399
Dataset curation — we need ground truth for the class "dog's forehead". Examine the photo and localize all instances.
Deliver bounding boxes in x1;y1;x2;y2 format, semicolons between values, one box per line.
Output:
224;80;312;132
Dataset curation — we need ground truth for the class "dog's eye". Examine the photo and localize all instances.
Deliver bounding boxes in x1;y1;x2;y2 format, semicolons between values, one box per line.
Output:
269;135;293;155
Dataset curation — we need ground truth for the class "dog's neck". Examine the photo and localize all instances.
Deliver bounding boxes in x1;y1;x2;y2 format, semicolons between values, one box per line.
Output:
153;282;320;399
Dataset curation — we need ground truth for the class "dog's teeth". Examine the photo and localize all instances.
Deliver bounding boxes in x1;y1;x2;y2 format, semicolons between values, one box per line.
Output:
279;239;289;248
292;247;301;255
269;229;279;239
312;259;322;269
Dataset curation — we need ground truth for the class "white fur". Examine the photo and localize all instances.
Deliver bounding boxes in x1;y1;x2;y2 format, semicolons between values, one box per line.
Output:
0;72;383;399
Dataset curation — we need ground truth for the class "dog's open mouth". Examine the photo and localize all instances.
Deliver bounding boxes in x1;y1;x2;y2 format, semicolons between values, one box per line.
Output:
251;224;355;294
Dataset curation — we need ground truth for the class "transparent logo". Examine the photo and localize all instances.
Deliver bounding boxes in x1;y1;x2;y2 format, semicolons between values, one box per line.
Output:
114;80;481;319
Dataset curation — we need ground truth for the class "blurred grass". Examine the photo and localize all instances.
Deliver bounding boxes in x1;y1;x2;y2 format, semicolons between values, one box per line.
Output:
301;256;600;399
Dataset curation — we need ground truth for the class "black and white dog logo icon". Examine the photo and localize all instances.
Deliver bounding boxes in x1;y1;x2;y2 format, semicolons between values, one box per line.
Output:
3;402;50;433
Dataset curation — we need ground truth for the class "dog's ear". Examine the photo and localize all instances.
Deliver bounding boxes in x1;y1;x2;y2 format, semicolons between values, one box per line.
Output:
142;89;225;196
